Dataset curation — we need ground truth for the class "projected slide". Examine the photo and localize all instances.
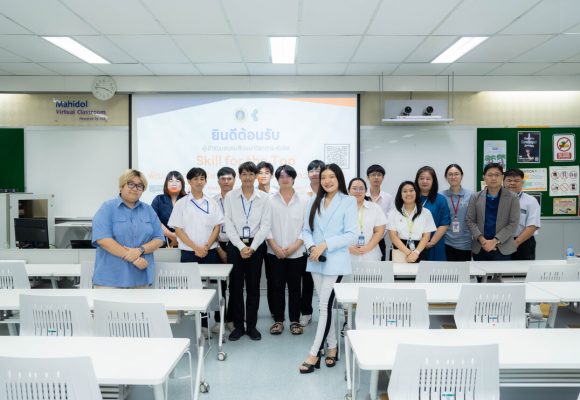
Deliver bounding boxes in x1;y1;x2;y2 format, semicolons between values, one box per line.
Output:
133;94;358;203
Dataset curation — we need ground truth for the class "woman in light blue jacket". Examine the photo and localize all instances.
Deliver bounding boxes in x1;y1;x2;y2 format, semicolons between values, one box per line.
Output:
299;164;357;373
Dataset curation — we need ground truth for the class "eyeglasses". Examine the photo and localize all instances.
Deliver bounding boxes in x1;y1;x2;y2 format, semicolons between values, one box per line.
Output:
368;172;383;178
127;182;145;191
351;187;366;193
485;173;503;178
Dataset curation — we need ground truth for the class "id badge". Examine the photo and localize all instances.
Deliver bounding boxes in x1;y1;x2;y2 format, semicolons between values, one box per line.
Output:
220;225;226;234
407;240;416;251
242;226;251;239
452;218;460;233
357;234;365;246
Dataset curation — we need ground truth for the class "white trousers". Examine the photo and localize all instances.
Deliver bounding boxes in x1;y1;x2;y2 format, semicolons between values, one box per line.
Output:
309;272;342;356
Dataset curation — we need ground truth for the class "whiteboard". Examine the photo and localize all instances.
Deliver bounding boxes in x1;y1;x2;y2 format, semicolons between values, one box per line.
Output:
25;126;129;218
360;125;477;197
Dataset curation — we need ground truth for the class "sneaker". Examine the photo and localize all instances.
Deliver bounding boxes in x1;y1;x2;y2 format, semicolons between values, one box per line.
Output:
299;314;312;327
247;327;262;341
226;321;235;332
211;323;221;335
228;327;245;341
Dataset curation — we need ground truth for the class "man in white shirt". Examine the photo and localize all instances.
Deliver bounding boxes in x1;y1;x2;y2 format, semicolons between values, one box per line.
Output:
504;168;541;260
266;165;308;336
366;164;394;261
224;161;272;341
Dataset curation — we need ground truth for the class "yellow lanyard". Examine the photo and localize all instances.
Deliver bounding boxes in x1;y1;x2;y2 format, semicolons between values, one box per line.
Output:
403;207;416;238
357;206;365;234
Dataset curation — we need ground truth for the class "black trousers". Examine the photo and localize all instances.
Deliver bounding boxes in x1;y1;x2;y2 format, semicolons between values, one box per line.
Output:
267;254;306;323
300;263;314;316
378;238;386;261
260;242;274;315
511;236;536;260
445;244;472;261
473;249;510;261
227;243;264;330
219;241;233;323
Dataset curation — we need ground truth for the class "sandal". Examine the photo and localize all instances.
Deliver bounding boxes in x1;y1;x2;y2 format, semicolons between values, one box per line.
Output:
325;348;339;368
270;322;284;335
290;322;303;335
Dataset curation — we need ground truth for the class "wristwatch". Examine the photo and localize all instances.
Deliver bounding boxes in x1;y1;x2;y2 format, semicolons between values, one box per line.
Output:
138;245;146;255
494;237;501;244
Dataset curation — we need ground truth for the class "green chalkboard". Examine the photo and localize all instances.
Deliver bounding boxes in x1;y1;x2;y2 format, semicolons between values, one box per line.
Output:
0;128;24;192
477;128;580;218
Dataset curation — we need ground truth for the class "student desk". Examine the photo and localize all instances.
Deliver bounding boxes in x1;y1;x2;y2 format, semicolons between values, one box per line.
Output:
0;336;189;400
391;262;486;278
0;288;214;400
471;260;577;282
528;281;580;327
347;328;580;400
334;282;561;396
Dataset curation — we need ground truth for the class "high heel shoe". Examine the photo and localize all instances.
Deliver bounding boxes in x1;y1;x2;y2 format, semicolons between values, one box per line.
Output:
325;348;339;368
299;357;321;374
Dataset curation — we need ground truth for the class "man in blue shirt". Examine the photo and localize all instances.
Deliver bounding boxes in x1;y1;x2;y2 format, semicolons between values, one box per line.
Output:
92;169;165;287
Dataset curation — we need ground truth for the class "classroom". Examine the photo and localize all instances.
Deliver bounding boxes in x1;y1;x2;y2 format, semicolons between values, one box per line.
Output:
1;1;580;400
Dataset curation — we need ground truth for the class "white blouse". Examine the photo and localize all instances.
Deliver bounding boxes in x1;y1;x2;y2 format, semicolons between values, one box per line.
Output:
350;200;388;262
387;206;436;241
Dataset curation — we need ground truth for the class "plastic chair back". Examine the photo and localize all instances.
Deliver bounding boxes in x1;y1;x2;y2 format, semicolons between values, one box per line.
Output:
525;263;579;282
93;299;172;338
415;261;470;283
388;343;499;400
355;287;429;329
154;262;202;289
0;260;30;289
80;260;95;288
0;356;102;400
454;284;526;329
346;261;394;283
19;294;94;336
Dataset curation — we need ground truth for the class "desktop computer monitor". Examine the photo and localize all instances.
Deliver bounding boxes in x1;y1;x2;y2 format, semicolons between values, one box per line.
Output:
14;218;49;249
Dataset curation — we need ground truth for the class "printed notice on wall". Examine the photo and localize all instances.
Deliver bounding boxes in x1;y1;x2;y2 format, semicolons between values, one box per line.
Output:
553;198;577;215
549;166;580;196
553;134;575;162
518;131;541;164
483;140;506;169
521;168;547;192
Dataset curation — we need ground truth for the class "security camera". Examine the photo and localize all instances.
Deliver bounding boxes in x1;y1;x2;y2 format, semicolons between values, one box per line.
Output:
401;106;412;116
423;106;434;116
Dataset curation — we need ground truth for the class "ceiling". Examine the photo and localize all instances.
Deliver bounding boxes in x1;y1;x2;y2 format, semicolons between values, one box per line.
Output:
0;0;579;77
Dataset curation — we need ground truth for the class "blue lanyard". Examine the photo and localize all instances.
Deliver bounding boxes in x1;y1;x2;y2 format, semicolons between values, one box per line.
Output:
219;197;225;213
240;195;253;225
191;197;209;214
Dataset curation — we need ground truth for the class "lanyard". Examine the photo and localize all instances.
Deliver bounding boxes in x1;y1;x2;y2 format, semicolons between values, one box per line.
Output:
191;197;209;214
240;195;253;225
357;206;365;233
218;197;225;213
403;207;416;238
450;194;461;218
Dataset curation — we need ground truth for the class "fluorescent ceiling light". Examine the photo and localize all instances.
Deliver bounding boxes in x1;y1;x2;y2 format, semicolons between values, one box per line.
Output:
43;36;110;64
431;36;488;64
269;37;297;64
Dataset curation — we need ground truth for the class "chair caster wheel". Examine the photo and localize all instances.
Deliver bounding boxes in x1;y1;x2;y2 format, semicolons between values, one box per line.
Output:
344;394;352;400
217;351;227;361
200;382;210;393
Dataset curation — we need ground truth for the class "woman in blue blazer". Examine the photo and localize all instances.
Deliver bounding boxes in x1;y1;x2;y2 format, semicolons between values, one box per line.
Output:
299;164;357;373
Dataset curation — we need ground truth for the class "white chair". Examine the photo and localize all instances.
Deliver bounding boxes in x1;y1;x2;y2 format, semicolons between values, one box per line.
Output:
415;261;470;283
93;300;193;400
355;287;429;329
388;344;500;400
154;262;202;289
19;294;94;336
454;284;526;329
0;356;102;400
347;261;395;283
0;260;30;289
525;264;579;282
79;260;95;288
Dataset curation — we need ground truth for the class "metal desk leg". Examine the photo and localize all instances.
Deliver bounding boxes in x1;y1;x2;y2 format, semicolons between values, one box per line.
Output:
216;279;226;361
369;370;379;400
50;277;58;288
194;312;208;399
153;383;166;400
547;303;558;328
345;303;353;398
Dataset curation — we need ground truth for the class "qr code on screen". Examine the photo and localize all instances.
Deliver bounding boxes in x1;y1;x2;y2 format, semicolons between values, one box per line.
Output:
325;144;350;169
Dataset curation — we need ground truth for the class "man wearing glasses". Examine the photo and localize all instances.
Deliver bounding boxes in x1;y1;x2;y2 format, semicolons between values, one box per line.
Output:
366;164;394;261
466;163;520;261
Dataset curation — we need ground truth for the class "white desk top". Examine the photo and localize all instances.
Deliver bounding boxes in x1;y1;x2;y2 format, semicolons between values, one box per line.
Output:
25;263;232;279
348;328;580;371
55;221;92;228
0;336;189;385
472;260;576;275
0;288;215;312
528;282;580;302
393;263;486;277
333;282;560;304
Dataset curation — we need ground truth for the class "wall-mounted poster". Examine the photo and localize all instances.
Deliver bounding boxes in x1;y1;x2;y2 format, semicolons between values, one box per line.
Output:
521;168;547;192
553;134;575;162
553;198;577;215
549;165;580;196
483;140;506;169
518;131;540;163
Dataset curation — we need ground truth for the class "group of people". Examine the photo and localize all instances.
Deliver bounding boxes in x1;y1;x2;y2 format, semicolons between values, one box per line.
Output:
90;159;540;374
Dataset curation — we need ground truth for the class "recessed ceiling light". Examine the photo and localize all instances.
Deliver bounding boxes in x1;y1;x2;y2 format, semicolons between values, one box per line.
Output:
43;36;110;64
269;37;297;64
432;37;488;64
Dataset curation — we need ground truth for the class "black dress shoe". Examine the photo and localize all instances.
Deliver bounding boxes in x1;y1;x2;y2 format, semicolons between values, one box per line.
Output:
228;327;245;341
247;327;262;341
